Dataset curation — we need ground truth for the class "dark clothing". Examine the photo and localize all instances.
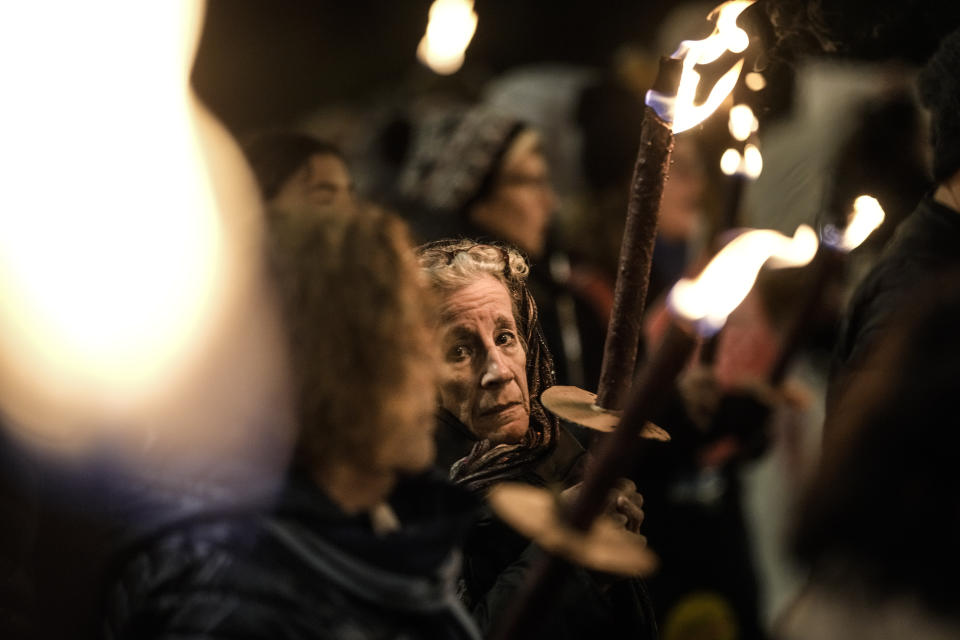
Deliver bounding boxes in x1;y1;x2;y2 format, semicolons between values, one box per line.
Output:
434;412;657;639
0;426;39;640
1;440;239;640
104;471;480;640
634;389;768;640
526;254;606;389
462;505;658;640
830;195;960;411
434;409;478;473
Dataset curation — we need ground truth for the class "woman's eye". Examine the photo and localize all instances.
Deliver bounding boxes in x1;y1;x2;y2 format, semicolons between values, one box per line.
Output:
495;331;515;346
448;344;472;361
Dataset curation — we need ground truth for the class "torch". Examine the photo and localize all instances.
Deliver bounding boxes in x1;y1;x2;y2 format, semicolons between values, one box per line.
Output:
768;195;885;385
542;0;756;434
700;104;763;364
693;196;886;467
488;224;819;640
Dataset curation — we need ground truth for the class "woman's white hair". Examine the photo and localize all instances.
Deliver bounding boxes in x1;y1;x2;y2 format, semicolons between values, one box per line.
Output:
416;238;529;294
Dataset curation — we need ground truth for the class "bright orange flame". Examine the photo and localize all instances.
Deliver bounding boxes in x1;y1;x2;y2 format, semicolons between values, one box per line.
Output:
841;195;885;251
669;225;818;335
665;0;755;133
417;0;478;75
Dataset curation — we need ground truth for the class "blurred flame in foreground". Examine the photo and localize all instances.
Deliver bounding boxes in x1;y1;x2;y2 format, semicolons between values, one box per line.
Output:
669;225;819;335
0;2;285;465
650;0;755;133
417;0;478;75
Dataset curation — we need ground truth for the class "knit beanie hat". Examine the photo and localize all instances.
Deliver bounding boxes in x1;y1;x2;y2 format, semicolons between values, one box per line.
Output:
918;25;960;183
396;105;526;216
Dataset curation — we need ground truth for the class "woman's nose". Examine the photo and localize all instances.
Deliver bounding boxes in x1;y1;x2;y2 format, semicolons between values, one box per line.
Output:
480;350;510;387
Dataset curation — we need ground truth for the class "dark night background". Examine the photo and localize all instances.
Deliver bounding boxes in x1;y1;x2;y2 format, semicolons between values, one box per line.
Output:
191;0;960;134
192;1;677;131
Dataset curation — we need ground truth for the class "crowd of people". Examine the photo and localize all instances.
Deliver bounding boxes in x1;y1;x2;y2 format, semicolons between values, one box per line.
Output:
4;7;960;640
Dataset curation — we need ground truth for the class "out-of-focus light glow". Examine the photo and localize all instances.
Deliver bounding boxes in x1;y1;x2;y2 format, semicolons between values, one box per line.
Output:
649;0;755;133
0;2;256;437
668;225;818;335
720;148;742;175
745;72;766;91
417;0;478;75
841;195;885;251
720;144;762;178
728;104;758;141
743;143;763;178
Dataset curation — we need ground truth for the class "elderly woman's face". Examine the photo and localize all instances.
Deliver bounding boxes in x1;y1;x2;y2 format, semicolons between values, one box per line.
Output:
436;275;530;444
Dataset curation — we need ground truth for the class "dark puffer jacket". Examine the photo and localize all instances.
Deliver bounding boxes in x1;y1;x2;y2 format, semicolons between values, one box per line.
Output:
103;471;480;640
830;195;960;414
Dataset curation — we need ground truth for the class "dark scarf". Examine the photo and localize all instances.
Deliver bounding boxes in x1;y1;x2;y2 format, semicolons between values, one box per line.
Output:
449;284;561;494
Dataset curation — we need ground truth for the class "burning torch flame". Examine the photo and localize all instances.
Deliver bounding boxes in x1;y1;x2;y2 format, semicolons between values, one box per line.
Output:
648;0;755;133
417;0;478;75
668;225;819;335
823;195;886;251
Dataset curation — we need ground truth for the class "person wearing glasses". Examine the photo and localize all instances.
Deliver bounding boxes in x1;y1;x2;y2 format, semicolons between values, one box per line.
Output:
395;106;606;389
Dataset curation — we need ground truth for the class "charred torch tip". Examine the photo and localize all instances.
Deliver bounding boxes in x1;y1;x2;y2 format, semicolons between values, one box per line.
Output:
651;56;684;96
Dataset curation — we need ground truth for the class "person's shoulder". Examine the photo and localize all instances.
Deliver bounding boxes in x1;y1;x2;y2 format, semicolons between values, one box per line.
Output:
885;196;960;261
104;515;322;639
838;197;960;357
